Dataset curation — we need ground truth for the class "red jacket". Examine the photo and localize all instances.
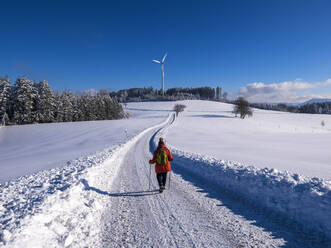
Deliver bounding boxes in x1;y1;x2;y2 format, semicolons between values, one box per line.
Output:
149;145;174;174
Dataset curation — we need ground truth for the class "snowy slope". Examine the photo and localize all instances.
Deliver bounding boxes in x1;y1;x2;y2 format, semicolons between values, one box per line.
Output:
0;114;290;247
131;100;331;179
1;100;331;247
0;115;173;247
158;111;331;245
0;108;169;183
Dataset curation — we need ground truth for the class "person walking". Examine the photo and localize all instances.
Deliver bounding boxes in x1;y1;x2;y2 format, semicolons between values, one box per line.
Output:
149;137;174;193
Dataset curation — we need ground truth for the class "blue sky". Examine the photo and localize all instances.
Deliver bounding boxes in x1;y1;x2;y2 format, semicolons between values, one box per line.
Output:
1;0;331;102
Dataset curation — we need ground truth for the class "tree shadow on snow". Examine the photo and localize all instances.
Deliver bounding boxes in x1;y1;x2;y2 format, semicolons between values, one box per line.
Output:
171;163;330;248
80;179;159;197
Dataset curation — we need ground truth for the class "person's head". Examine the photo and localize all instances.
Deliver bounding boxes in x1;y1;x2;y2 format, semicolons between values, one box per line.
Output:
158;137;165;146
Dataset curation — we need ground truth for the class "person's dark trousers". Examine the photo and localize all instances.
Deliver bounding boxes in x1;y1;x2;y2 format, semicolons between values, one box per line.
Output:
156;172;167;188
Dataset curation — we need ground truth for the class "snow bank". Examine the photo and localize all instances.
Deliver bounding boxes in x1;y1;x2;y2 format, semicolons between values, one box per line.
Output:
0;113;173;246
154;116;331;243
171;148;331;242
0;145;120;245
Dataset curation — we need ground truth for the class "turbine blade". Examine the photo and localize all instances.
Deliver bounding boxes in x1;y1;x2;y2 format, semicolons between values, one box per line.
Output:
162;53;167;63
153;59;161;64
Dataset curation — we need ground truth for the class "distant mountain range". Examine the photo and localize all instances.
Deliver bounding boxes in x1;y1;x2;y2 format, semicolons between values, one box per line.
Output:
300;98;331;106
253;98;331;106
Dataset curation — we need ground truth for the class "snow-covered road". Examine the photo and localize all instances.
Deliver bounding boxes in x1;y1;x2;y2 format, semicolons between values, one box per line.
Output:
2;113;329;247
98;122;233;247
81;115;285;248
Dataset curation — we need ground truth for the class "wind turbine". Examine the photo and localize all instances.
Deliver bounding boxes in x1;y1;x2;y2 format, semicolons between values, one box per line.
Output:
153;53;167;96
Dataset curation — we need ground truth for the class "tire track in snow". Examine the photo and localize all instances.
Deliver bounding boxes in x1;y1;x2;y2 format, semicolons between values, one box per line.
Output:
133;114;284;248
1;115;173;247
99;114;233;247
98;112;286;247
4;113;285;247
100;116;198;247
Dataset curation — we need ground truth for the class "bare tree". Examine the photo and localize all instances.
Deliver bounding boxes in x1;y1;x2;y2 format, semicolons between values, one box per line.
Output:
174;104;186;116
233;97;253;119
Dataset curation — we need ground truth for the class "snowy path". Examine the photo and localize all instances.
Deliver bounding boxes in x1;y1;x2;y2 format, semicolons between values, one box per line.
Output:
2;114;328;247
98;125;232;247
82;116;286;248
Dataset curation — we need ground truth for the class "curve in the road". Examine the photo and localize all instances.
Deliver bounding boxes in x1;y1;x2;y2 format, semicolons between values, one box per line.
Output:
97;114;285;248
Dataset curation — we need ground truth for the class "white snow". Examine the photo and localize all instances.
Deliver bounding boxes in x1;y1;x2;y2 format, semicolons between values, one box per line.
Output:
158;100;331;179
1;100;331;247
0;108;169;183
0;115;173;247
166;146;331;243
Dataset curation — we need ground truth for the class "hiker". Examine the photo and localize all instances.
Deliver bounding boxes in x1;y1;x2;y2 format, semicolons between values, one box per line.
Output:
149;137;174;193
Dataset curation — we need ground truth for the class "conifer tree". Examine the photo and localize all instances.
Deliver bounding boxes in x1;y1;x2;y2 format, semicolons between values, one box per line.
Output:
36;80;55;123
10;77;34;124
0;76;11;124
31;82;40;123
53;92;64;122
61;91;75;122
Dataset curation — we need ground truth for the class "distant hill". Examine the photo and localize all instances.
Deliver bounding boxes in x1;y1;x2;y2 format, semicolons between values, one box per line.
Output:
300;98;331;106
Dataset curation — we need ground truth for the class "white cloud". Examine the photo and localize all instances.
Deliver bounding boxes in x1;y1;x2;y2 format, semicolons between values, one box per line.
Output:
316;78;331;87
238;79;331;103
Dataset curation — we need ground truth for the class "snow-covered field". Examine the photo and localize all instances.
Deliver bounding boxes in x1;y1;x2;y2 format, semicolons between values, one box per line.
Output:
0;109;168;183
129;100;331;179
1;100;331;247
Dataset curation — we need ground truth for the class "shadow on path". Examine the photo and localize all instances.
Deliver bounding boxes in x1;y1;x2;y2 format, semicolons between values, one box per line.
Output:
171;162;330;248
146;110;329;247
80;179;159;197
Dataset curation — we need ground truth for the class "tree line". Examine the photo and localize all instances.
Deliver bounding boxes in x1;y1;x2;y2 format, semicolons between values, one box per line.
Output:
250;102;331;114
0;76;126;126
111;86;228;102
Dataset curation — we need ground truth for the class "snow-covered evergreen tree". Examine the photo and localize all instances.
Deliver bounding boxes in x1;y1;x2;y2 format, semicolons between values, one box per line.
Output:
61;91;75;122
3;76;127;125
31;82;40;123
84;94;97;121
10;77;35;124
73;97;84;121
53;92;64;122
0;76;11;125
96;90;109;120
36;80;55;123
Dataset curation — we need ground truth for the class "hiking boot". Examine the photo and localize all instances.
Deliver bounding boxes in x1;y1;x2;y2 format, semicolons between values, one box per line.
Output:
159;188;164;193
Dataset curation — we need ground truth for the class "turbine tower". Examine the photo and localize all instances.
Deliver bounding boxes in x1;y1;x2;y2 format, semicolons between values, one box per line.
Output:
153;53;167;96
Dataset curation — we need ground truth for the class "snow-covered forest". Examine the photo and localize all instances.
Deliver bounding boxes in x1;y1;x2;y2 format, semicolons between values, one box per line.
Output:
0;76;126;125
250;101;331;114
110;86;228;102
